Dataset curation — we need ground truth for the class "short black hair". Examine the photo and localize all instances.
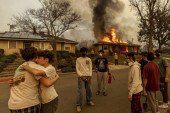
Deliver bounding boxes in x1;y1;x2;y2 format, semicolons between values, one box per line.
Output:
37;50;54;63
127;52;135;61
98;50;104;53
147;52;154;61
80;47;88;53
20;47;38;61
141;52;148;57
155;49;162;53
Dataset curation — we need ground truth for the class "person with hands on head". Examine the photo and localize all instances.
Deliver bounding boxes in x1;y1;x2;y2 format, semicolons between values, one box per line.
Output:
76;47;94;112
143;52;160;113
127;52;143;113
95;50;110;96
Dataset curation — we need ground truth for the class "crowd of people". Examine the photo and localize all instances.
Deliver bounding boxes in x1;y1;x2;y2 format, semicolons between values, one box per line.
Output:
7;47;169;113
128;50;169;113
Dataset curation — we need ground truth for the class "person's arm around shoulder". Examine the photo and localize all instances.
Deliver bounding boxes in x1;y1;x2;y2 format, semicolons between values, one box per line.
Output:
22;64;45;76
40;73;59;87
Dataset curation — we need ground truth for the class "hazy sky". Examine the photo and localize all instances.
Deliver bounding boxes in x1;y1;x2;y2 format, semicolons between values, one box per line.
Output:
0;0;139;43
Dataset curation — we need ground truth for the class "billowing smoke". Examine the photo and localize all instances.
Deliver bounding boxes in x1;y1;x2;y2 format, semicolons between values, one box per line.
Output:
61;0;139;43
89;0;125;40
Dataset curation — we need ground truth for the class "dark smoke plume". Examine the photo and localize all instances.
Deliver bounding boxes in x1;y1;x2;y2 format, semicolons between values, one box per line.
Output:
89;0;125;40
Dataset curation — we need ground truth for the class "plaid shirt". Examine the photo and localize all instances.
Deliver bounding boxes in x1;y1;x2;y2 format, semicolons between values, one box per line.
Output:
10;104;40;113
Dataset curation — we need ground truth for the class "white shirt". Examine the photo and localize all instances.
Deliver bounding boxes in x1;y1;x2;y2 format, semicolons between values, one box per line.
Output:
39;65;58;104
8;62;44;110
76;57;92;77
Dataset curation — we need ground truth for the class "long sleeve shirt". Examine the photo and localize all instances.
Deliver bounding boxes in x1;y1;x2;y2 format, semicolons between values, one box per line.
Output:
76;57;92;77
128;61;143;96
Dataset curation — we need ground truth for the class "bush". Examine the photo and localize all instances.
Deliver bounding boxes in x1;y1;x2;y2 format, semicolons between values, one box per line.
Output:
57;51;70;59
12;52;20;57
58;59;69;68
0;49;4;55
0;62;6;72
61;67;75;73
0;53;18;72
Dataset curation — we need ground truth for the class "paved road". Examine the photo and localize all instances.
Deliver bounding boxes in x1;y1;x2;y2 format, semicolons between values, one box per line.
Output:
0;67;170;113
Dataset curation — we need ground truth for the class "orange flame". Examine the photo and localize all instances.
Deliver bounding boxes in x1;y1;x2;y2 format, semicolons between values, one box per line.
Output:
101;28;128;44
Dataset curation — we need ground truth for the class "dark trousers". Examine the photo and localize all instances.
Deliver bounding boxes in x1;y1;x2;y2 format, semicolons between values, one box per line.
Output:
115;59;118;65
131;92;142;113
41;97;58;113
160;77;169;103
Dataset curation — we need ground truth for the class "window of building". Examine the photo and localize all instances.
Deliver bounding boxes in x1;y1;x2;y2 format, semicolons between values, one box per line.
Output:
103;45;108;50
47;43;52;50
8;40;16;49
64;44;71;51
40;42;45;50
24;41;31;48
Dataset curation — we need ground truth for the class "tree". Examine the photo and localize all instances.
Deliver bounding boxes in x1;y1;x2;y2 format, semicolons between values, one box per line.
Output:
153;1;170;50
129;0;170;52
13;0;81;69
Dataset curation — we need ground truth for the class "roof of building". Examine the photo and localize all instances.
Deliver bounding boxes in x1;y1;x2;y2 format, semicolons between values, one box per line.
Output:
94;41;140;46
0;32;77;44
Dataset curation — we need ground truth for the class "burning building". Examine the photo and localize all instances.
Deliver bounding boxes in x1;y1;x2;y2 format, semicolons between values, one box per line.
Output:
94;28;140;55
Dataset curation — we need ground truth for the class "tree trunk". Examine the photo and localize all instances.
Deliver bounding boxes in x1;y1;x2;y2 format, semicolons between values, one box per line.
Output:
148;8;154;52
158;42;162;50
52;42;58;70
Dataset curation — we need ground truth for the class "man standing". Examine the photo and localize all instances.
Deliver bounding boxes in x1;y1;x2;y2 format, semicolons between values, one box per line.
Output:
143;52;160;113
155;50;169;108
95;50;110;96
76;47;94;112
127;52;143;113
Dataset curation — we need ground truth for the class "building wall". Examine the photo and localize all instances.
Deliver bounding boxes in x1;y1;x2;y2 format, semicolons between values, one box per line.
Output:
0;40;76;55
0;40;23;55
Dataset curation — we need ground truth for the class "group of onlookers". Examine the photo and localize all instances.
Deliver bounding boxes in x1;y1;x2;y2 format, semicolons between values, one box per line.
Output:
7;46;169;113
128;50;169;113
7;47;111;113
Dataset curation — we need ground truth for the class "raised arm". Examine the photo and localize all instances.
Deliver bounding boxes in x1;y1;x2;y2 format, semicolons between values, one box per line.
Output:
40;74;59;87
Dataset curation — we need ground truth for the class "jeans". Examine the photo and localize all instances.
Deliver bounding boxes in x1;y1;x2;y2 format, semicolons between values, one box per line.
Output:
76;76;92;106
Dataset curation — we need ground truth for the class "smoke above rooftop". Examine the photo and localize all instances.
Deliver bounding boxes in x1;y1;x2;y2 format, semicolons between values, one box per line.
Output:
61;0;139;43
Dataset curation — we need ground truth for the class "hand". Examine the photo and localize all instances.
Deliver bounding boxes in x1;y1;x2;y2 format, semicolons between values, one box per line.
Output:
20;63;29;71
165;77;168;82
55;74;59;80
128;95;132;101
81;76;85;81
143;89;147;96
86;77;91;83
8;78;14;87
